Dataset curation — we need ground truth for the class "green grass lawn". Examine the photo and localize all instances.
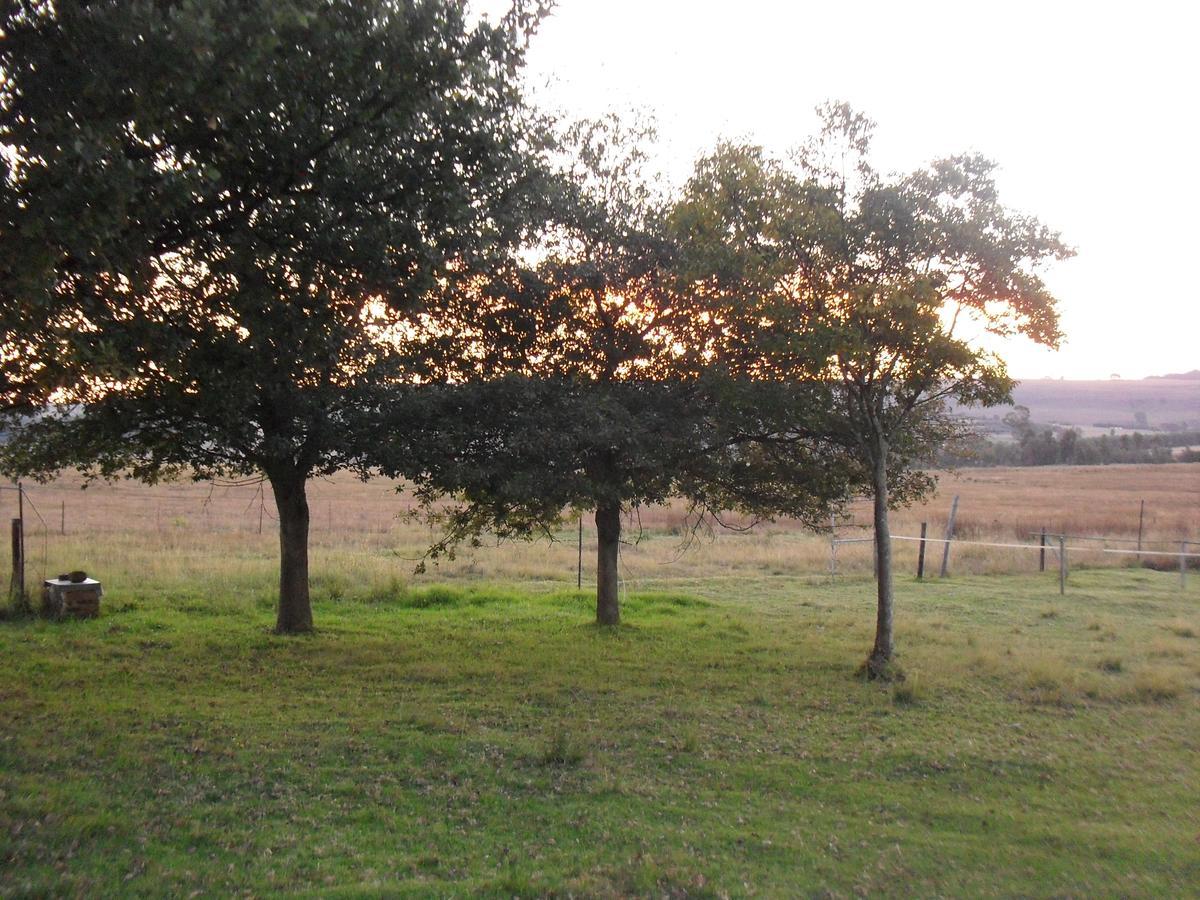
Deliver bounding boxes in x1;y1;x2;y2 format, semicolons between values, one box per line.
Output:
1;569;1198;897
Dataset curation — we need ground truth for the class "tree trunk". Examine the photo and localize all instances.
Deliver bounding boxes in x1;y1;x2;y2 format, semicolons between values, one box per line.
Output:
865;447;896;678
595;501;621;626
270;471;314;634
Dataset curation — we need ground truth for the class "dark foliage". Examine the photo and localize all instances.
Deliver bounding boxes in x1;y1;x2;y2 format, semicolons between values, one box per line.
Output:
0;0;552;631
370;117;858;624
670;103;1071;669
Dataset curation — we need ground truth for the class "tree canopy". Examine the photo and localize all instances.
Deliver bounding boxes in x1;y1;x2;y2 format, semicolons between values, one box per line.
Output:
672;103;1072;675
1;0;1073;658
0;0;552;632
375;117;856;625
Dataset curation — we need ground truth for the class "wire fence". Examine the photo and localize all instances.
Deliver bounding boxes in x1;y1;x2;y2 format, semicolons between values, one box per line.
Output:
0;475;440;602
829;530;1197;594
3;477;1198;605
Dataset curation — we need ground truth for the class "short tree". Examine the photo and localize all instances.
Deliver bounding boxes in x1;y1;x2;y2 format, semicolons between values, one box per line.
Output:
673;104;1072;676
0;0;549;632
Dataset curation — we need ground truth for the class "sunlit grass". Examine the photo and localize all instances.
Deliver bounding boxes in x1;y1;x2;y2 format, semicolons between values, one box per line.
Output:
1;567;1197;896
0;466;1195;893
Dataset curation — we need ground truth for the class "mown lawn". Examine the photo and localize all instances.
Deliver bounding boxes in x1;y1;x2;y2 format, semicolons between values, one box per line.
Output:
1;569;1197;897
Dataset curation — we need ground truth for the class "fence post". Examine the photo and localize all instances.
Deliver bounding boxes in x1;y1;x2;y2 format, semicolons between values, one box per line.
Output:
9;518;25;609
829;513;837;583
939;495;959;578
1181;541;1187;592
916;522;927;579
1058;534;1067;596
1137;500;1145;560
17;482;25;579
577;516;583;590
1039;527;1046;572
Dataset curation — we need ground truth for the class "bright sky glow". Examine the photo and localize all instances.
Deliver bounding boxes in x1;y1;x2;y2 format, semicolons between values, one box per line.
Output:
482;0;1199;380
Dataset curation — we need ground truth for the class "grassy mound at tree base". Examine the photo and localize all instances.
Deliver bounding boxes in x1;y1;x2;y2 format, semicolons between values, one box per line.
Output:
1;570;1197;896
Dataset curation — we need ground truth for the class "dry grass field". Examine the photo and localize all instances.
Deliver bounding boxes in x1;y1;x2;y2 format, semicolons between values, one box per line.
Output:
2;463;1196;598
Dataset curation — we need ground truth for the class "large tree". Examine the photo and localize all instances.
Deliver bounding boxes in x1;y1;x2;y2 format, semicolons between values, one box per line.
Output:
378;118;852;625
379;117;715;626
673;105;1072;676
0;0;550;632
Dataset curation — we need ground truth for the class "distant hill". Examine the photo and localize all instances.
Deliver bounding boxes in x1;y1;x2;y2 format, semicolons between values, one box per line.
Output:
960;377;1200;435
1145;370;1200;381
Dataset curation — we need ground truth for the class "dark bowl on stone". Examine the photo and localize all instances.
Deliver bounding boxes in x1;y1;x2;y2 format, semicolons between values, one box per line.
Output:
68;570;88;583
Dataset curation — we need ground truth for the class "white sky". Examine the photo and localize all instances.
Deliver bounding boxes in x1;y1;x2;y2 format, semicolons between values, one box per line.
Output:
482;0;1199;380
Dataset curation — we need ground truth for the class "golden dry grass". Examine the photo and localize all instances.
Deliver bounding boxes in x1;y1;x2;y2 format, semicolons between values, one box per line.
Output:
2;463;1197;593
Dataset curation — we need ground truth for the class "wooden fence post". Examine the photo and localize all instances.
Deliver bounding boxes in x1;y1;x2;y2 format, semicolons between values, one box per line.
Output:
829;513;837;583
939;495;959;578
17;482;24;576
1058;534;1067;596
1137;500;1145;561
916;522;927;579
9;518;25;609
577;516;583;590
1039;527;1046;572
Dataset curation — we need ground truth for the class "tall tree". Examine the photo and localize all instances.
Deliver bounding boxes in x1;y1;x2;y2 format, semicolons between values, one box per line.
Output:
0;0;550;632
379;117;710;626
378;118;851;625
673;105;1072;677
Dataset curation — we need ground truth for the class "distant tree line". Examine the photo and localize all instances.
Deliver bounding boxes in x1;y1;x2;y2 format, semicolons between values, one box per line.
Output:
944;406;1200;466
